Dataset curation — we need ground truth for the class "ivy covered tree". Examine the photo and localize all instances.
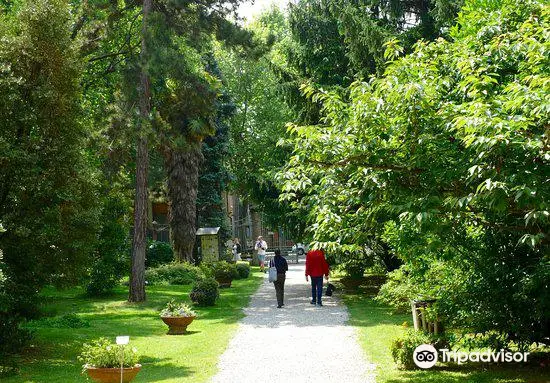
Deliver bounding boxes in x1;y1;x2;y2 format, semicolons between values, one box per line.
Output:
280;0;549;347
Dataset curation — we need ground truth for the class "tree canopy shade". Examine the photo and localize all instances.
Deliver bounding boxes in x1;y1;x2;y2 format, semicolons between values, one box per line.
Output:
279;0;549;346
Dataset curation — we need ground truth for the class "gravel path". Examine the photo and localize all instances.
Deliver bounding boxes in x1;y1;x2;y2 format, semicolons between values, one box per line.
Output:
210;263;376;383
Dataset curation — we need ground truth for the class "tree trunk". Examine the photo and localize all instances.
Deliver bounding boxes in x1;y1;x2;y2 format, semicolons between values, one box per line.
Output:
166;145;203;262
129;0;152;303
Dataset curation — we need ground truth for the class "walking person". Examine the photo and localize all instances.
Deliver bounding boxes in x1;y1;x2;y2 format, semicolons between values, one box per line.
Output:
255;236;268;272
270;250;288;308
232;238;242;262
305;248;329;307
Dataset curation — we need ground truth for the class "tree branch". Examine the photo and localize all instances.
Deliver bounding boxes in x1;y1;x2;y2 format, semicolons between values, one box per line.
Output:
307;155;423;173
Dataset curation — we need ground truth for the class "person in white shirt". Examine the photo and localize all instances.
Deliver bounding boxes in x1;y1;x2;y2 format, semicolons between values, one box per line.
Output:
254;236;268;272
232;238;242;262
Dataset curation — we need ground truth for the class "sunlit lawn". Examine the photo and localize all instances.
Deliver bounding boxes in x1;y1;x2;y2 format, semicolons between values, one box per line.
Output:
5;269;263;383
344;292;550;383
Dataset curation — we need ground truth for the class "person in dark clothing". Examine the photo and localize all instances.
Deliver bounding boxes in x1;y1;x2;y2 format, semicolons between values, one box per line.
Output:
270;250;289;308
305;248;329;306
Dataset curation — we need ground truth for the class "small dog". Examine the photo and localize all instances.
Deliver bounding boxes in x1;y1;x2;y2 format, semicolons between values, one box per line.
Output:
325;282;336;297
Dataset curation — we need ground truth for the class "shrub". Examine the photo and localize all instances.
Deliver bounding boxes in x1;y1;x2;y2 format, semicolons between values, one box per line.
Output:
78;338;139;371
391;330;449;370
86;195;130;296
337;250;374;279
146;241;174;268
145;262;203;285
235;263;250;279
0;313;32;358
205;261;239;281
375;268;421;313
189;278;219;306
0;256;33;358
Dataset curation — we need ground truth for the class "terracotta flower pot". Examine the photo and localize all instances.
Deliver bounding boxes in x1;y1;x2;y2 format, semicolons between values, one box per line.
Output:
86;364;141;383
161;316;196;335
215;278;232;288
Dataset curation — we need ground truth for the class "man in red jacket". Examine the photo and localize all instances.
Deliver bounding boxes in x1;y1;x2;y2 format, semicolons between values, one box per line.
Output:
305;248;329;306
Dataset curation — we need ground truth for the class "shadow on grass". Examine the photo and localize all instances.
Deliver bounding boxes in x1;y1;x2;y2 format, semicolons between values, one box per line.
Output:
5;273;264;383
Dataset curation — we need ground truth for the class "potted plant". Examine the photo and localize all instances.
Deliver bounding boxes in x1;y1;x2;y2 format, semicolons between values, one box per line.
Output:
209;261;239;288
78;338;140;383
160;300;197;335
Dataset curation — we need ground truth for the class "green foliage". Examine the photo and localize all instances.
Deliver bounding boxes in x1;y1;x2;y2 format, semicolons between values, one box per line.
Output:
337;250;375;279
391;330;449;370
86;194;131;296
196;56;234;253
146;241;174;269
0;313;32;359
280;0;549;347
27;313;90;329
0;0;102;356
189;277;220;306
235;263;251;279
78;338;139;371
145;263;204;286
159;300;196;318
215;14;303;239
376;268;421;313
391;330;432;370
202;261;239;282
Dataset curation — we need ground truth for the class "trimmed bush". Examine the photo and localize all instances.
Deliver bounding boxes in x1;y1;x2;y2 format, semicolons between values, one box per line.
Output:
145;262;203;285
146;241;174;268
189;278;219;306
205;261;239;282
235;263;250;279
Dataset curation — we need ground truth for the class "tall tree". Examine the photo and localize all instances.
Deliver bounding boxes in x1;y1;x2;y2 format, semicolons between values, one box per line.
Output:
280;0;549;346
129;0;152;302
143;3;254;263
0;0;100;349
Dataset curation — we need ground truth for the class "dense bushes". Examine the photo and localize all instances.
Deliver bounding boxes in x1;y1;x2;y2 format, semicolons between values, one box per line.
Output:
145;263;204;285
145;261;250;286
375;268;421;313
190;278;219;306
235;263;250;279
146;241;174;268
204;261;239;282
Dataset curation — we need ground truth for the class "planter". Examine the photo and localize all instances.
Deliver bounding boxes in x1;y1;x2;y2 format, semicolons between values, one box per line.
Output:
86;364;141;383
161;316;196;335
215;278;232;288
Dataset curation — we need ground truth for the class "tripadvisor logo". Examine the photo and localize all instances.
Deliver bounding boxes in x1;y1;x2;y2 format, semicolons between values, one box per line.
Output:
413;344;438;369
413;344;529;369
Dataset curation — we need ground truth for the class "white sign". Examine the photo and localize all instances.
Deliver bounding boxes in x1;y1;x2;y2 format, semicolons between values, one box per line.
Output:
116;336;129;345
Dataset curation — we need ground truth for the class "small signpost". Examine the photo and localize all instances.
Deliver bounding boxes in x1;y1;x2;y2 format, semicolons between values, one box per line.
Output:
196;227;220;263
116;336;130;383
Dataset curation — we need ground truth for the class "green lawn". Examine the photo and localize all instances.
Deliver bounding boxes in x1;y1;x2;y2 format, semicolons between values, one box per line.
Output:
5;270;263;383
344;292;550;383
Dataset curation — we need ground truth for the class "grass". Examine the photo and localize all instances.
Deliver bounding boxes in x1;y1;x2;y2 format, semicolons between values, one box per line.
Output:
4;269;263;383
343;291;550;383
